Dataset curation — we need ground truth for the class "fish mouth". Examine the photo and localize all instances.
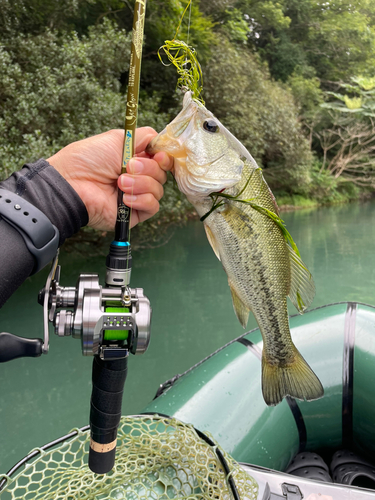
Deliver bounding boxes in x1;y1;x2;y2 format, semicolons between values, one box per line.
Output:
146;133;164;155
146;129;185;159
146;93;197;156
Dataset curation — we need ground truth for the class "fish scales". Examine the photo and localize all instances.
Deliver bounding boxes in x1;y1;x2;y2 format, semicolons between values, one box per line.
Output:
147;91;323;406
207;165;293;363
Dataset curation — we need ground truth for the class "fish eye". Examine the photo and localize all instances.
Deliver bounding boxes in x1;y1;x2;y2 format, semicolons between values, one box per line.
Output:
203;120;219;133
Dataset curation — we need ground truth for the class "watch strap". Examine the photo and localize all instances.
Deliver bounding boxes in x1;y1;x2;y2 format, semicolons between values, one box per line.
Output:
0;189;59;274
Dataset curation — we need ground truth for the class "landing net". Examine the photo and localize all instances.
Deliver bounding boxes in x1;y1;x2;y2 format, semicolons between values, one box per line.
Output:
0;415;258;500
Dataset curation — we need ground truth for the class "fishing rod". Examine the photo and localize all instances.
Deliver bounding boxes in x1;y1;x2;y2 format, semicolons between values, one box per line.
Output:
90;0;148;474
0;0;150;476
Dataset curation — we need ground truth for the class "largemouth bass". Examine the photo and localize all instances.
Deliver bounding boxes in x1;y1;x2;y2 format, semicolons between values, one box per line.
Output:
147;92;323;406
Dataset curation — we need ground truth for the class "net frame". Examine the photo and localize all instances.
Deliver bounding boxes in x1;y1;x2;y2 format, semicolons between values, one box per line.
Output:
0;415;258;500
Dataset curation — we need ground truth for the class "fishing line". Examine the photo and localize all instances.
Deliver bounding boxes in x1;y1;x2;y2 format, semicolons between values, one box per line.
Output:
183;0;192;83
158;0;204;104
186;0;192;49
173;0;192;41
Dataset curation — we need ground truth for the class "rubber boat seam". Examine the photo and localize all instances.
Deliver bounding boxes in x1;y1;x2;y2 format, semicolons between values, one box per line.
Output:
153;326;261;399
237;338;307;452
237;337;262;359
342;302;357;448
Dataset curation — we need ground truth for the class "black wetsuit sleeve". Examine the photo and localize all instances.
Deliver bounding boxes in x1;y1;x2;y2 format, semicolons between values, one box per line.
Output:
0;159;89;307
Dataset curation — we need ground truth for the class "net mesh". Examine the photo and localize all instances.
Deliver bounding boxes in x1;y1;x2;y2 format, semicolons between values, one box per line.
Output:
0;415;258;500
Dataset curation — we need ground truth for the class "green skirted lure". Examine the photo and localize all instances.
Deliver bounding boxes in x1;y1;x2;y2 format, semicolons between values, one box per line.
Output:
158;39;204;105
158;0;204;104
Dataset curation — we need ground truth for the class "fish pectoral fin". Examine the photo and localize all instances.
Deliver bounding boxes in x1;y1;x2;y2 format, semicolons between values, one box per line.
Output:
203;223;221;261
288;246;315;314
262;347;324;406
229;282;250;328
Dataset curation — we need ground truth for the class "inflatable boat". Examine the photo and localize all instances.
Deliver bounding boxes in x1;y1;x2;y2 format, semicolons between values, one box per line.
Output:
142;301;375;498
2;302;375;499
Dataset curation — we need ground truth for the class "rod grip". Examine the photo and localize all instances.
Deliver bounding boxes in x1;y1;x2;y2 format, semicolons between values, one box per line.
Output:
88;355;128;474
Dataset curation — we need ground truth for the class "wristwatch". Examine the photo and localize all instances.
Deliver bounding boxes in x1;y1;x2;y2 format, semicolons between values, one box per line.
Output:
0;189;59;274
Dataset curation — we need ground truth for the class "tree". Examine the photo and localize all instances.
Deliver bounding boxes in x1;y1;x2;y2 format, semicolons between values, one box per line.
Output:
234;0;375;85
0;19;173;177
313;77;375;188
202;37;313;191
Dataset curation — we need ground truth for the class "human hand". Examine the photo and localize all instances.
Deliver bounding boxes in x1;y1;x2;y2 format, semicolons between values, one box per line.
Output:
47;127;173;231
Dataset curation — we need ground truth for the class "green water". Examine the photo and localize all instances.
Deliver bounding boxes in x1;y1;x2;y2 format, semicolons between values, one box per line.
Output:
0;200;375;473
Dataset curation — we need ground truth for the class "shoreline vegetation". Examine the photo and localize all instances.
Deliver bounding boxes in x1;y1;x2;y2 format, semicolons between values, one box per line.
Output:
1;1;375;248
277;192;374;212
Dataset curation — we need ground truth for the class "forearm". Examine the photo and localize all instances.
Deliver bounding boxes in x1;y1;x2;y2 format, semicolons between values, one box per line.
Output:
0;159;88;307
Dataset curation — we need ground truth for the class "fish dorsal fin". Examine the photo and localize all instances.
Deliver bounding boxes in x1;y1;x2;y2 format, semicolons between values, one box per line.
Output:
229;281;250;328
288;246;315;313
203;223;221;261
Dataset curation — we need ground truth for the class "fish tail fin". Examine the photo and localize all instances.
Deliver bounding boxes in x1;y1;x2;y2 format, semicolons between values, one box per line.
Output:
262;348;324;406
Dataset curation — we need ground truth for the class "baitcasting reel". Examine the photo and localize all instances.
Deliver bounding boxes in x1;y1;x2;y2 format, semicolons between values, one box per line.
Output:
0;251;152;362
38;252;151;360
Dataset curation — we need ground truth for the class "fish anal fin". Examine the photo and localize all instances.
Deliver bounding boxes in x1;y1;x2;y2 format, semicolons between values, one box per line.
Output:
229;282;250;328
288;246;315;314
262;347;324;406
203;223;221;261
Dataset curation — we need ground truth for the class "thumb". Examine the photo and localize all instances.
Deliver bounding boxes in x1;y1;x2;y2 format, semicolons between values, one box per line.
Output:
135;127;158;153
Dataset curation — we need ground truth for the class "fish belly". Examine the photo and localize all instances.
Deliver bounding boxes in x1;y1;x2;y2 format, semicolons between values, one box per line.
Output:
208;204;292;352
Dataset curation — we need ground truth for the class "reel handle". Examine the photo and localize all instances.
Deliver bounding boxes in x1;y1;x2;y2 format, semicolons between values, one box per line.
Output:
0;332;43;362
88;355;128;474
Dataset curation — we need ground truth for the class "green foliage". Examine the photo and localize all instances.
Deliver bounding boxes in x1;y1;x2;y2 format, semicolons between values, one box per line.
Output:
276;161;361;207
276;193;317;209
202;37;312;192
308;163;361;204
353;75;375;91
322;77;375;117
0;20;132;177
266;32;306;82
237;0;291;34
312;78;375;190
287;70;324;117
230;0;375;88
220;8;250;44
305;0;375;81
2;0;374;247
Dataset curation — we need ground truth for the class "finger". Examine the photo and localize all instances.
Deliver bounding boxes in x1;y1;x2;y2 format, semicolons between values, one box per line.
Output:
129;205;160;228
152;151;174;172
135;127;157;154
119;174;164;201
123;193;160;219
126;158;167;184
